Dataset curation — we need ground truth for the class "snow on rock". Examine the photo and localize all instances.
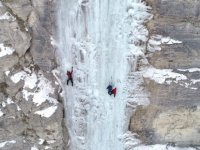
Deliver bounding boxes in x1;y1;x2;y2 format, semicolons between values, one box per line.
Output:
148;35;182;52
11;69;58;114
16;105;21;111
0;140;16;148
10;71;27;83
35;105;57;118
161;37;182;45
31;145;39;150
50;36;58;47
7;98;14;104
120;132;141;150
45;146;52;149
24;73;37;89
1;97;22;111
0;109;3;117
11;70;37;88
38;139;45;145
178;68;200;72
0;12;16;21
122;132;196;150
143;67;187;84
2;102;6;107
133;145;196;150
143;67;200;90
0;43;15;57
5;70;10;76
47;140;55;144
23;72;58;106
191;79;200;84
52;69;62;86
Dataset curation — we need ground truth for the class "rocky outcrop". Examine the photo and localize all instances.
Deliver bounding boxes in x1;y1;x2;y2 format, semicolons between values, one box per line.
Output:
0;0;67;149
130;0;200;147
30;0;57;71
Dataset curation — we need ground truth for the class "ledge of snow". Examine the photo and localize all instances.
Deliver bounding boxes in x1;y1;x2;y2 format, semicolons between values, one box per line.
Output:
148;35;182;52
178;68;200;72
133;145;196;150
0;140;16;148
35;105;57;118
143;67;187;84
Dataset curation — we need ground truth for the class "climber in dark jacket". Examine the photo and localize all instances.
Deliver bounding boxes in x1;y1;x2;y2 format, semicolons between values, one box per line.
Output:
107;84;113;95
66;67;73;86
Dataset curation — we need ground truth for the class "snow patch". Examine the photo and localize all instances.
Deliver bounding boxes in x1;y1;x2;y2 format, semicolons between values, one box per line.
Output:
24;67;32;73
11;69;57;111
143;67;187;84
31;145;39;150
45;146;52;149
0;109;3;117
50;36;58;47
148;35;182;52
7;98;14;104
35;105;57;118
47;140;55;144
38;139;45;145
11;70;37;89
2;97;21;111
0;140;16;148
12;70;57;106
52;69;62;86
10;71;27;83
178;68;200;72
0;12;16;21
143;67;200;90
0;43;15;57
5;70;10;76
17;105;21;111
2;102;6;107
24;73;37;89
23;73;57;106
161;37;182;45
133;145;196;150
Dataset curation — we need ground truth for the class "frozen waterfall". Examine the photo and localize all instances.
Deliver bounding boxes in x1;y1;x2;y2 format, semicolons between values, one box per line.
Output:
57;0;151;150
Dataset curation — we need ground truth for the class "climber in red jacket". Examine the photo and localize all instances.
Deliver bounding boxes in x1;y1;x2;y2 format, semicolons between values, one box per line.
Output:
111;87;117;97
66;67;73;86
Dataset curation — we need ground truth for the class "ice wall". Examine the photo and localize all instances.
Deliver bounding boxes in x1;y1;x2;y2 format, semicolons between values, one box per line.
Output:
57;0;151;150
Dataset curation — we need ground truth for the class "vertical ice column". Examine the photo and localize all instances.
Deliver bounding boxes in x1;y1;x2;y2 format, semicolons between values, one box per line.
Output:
57;0;151;150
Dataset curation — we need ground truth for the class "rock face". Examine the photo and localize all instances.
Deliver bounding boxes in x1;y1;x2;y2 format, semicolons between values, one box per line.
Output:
130;0;200;146
0;0;68;149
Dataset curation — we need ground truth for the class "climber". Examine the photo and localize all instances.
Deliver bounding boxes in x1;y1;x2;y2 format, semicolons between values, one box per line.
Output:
66;67;73;86
106;84;113;95
111;87;117;97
